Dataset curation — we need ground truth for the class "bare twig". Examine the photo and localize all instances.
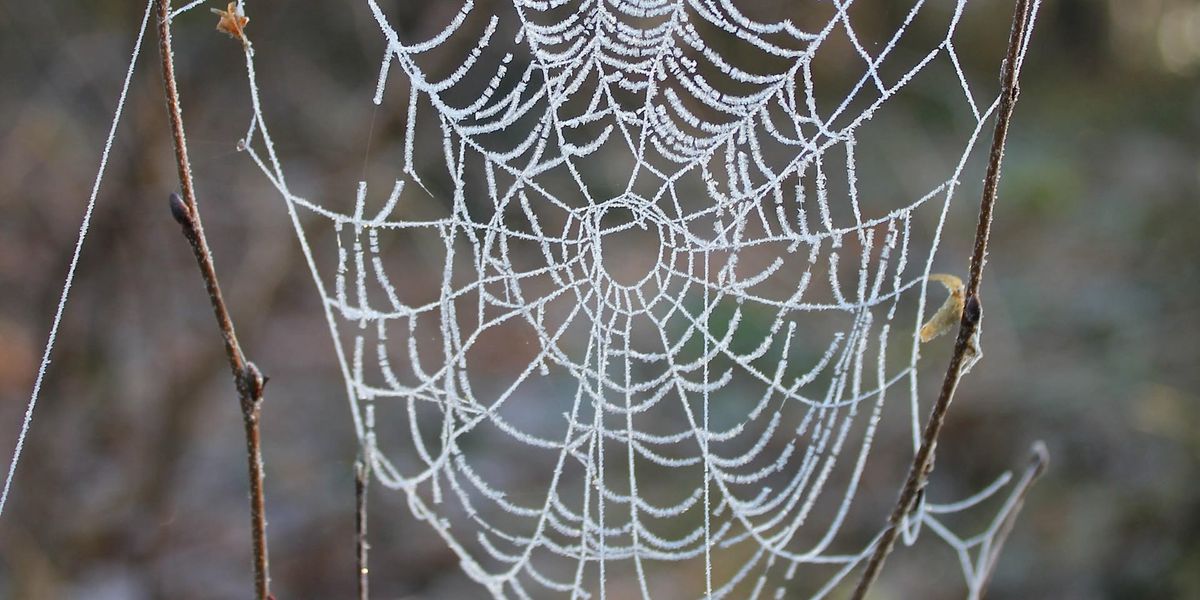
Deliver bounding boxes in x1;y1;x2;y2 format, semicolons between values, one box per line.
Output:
849;1;1036;598
355;454;371;600
974;442;1049;598
156;1;271;598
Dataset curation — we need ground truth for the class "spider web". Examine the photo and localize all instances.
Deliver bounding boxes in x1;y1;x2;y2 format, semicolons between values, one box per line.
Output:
4;0;1041;598
228;0;1042;597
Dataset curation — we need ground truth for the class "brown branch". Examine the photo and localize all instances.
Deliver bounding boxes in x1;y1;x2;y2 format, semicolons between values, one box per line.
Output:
355;454;371;600
156;2;271;598
975;442;1049;598
849;1;1035;598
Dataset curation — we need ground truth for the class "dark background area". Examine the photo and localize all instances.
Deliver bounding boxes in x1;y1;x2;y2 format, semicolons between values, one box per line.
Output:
1;0;1198;598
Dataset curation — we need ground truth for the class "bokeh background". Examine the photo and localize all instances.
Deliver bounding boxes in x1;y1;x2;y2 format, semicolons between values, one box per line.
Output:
1;0;1198;598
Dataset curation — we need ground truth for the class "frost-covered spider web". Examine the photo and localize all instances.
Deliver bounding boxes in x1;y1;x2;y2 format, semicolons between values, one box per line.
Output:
223;0;1041;597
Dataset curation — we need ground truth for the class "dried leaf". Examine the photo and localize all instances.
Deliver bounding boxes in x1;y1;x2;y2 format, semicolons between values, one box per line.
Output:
920;273;965;343
211;2;249;41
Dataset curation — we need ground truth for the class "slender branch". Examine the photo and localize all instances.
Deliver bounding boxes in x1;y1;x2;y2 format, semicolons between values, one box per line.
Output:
974;441;1049;598
850;1;1035;598
157;2;271;598
355;453;371;600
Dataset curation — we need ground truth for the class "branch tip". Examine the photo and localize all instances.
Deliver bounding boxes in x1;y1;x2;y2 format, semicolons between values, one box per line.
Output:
1029;440;1049;474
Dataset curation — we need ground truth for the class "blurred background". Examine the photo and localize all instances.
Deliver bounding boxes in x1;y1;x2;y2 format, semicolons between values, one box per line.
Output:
0;0;1197;598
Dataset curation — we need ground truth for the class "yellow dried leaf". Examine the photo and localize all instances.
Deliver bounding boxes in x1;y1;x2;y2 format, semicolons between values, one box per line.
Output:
920;273;964;343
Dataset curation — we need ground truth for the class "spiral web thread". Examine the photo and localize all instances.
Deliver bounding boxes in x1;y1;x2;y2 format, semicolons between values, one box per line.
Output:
222;0;1038;597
